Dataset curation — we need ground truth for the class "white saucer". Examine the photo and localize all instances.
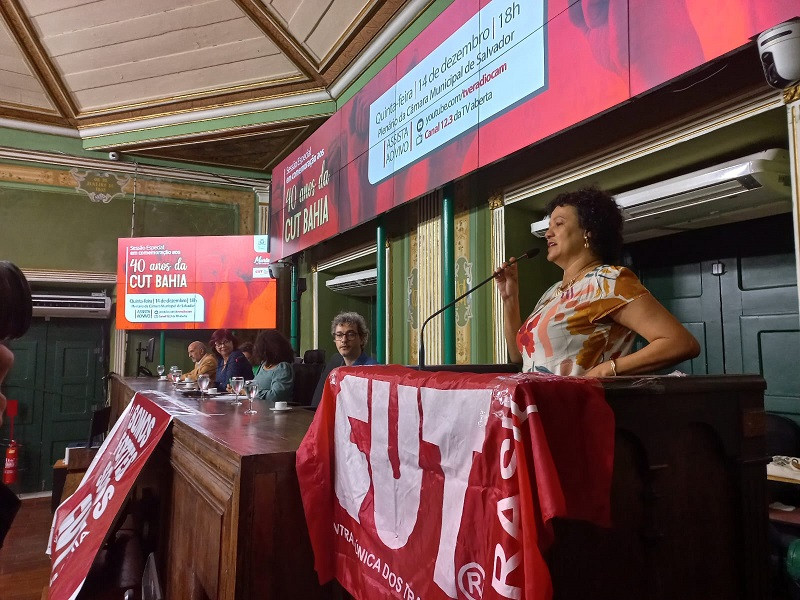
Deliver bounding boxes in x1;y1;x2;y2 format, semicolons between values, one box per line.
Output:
270;406;292;411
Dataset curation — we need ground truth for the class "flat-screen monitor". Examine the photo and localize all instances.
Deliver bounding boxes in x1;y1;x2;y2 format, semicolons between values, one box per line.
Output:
144;337;155;363
116;235;277;330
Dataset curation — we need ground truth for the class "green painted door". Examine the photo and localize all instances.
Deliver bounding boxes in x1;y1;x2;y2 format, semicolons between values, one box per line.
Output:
2;319;104;492
637;260;723;375
637;250;798;420
2;322;47;492
721;253;799;419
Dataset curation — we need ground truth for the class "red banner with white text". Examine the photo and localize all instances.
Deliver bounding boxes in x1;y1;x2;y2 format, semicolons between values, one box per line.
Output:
271;0;798;260
47;394;172;600
297;366;615;600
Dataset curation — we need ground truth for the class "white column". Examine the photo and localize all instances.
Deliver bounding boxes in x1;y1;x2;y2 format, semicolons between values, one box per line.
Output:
418;191;442;364
787;86;800;317
490;196;506;363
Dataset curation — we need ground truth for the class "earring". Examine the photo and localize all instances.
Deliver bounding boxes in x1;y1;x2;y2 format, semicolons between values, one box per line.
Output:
583;233;589;249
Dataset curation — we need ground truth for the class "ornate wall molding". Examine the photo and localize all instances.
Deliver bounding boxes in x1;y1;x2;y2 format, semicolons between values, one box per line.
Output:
487;193;503;210
784;83;800;104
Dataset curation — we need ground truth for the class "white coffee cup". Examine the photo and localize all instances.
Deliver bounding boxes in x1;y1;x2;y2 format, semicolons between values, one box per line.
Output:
274;401;288;410
207;387;217;395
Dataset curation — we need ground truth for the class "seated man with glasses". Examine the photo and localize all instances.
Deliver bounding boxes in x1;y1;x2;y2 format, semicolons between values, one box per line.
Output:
311;311;377;407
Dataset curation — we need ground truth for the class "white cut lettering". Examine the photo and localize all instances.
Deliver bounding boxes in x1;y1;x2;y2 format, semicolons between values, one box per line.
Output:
372;381;422;548
492;544;522;599
334;375;371;522
421;388;492;598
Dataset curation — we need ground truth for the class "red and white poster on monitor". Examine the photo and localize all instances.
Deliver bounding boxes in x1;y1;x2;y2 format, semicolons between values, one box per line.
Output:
116;235;277;330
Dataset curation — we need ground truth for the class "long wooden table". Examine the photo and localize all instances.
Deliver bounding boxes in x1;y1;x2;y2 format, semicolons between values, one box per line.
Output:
111;372;768;600
110;375;326;600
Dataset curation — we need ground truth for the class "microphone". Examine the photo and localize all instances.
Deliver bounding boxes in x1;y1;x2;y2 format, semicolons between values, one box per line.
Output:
418;247;540;368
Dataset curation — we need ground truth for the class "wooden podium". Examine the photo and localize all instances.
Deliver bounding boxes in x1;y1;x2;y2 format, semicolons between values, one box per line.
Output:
548;375;768;600
110;376;326;600
110;372;767;600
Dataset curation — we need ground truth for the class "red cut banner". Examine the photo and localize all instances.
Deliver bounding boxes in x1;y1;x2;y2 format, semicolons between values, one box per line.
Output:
47;394;172;600
297;366;615;600
116;235;277;330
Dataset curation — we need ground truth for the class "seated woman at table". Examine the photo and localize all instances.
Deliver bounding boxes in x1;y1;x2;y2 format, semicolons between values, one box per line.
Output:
251;329;295;405
238;341;259;376
494;187;700;376
209;329;253;389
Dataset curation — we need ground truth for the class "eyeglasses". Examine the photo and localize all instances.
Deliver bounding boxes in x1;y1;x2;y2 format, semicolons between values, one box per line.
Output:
333;331;358;340
214;340;232;347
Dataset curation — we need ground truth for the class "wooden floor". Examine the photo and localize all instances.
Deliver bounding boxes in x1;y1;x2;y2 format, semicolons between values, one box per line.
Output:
0;495;51;600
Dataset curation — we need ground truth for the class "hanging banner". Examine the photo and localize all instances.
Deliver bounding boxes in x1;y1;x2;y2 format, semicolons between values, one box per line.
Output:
47;394;172;600
297;366;615;600
271;0;798;260
116;235;277;330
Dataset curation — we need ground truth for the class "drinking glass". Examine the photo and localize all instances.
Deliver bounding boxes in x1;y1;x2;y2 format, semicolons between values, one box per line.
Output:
244;381;259;415
157;365;165;378
198;374;210;398
171;369;182;385
230;377;245;406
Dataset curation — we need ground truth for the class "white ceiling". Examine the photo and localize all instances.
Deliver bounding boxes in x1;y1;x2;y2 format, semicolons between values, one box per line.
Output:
0;0;428;171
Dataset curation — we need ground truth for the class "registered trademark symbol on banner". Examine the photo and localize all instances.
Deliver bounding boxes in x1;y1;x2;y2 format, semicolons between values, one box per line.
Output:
458;562;485;599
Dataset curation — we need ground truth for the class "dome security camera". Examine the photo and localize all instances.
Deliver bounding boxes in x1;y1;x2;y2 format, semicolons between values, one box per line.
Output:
757;19;800;89
108;151;120;161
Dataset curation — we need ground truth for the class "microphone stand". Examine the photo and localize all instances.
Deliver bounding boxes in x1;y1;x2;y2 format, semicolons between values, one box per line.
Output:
418;248;539;368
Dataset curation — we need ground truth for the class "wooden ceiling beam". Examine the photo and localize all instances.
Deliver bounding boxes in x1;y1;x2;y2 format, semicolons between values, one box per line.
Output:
0;0;77;123
233;0;324;87
323;0;411;83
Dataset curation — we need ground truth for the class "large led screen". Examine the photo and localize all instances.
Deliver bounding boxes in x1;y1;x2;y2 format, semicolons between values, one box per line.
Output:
270;0;797;261
116;235;277;330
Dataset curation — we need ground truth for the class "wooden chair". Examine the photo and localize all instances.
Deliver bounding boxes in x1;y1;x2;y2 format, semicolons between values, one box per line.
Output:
87;405;111;447
291;350;326;406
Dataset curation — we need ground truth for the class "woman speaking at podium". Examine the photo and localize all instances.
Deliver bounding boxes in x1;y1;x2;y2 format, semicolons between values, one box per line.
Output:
495;187;699;377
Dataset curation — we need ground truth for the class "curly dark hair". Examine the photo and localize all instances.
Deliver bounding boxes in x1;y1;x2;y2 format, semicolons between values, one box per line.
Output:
545;187;623;263
253;329;295;366
0;261;32;341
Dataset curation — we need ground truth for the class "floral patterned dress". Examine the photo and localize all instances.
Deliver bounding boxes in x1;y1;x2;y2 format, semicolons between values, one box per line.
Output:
516;265;649;375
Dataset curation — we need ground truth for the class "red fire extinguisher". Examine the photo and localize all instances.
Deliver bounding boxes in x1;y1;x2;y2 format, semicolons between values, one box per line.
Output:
3;400;19;485
3;441;18;485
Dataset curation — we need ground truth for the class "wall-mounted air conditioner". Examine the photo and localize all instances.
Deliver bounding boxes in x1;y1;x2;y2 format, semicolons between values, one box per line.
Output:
531;149;792;242
32;292;112;318
326;268;377;296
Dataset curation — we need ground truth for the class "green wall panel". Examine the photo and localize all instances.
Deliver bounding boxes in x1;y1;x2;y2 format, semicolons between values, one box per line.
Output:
0;186;132;271
0;184;238;271
315;271;376;362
